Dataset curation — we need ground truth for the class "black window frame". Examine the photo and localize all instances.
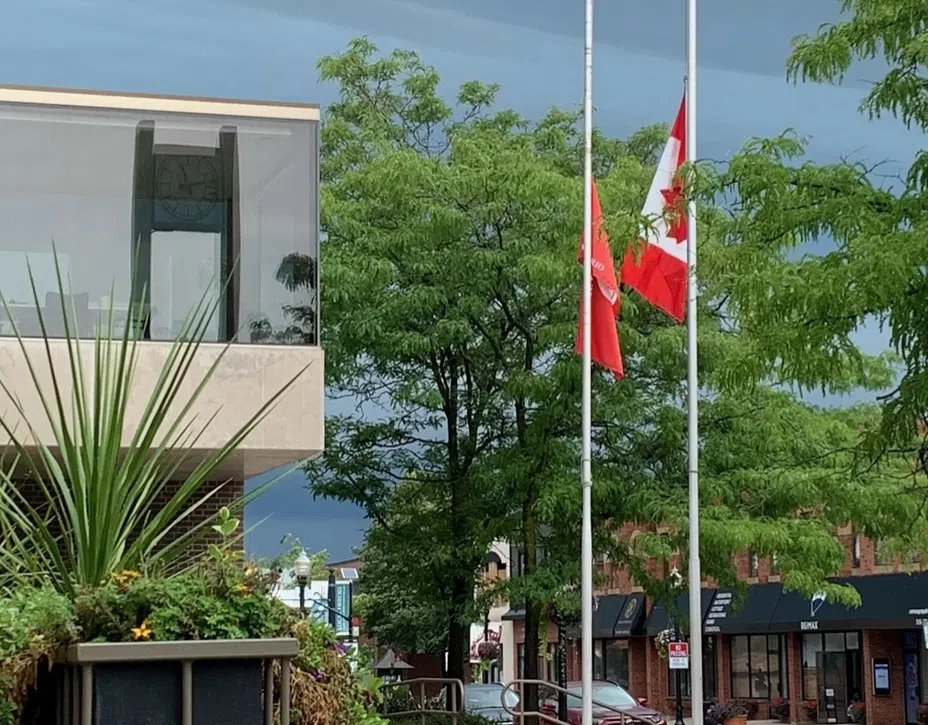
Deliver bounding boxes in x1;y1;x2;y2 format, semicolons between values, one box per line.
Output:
668;636;717;699
729;634;788;700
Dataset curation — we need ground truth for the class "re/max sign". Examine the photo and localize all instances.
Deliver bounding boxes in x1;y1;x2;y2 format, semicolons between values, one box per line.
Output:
801;621;819;631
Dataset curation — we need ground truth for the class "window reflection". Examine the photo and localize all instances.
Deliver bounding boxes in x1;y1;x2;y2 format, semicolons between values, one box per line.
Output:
0;98;318;344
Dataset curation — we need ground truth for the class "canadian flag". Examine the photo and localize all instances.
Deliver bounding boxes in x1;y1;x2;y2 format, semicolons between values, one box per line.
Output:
576;180;624;379
621;97;688;322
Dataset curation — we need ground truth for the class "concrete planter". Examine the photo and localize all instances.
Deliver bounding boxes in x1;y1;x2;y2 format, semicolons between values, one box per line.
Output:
51;639;298;725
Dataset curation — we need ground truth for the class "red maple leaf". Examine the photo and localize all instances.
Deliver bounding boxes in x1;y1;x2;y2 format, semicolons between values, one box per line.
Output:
660;182;687;244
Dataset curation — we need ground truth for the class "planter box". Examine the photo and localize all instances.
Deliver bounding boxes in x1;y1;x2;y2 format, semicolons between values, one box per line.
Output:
51;639;298;725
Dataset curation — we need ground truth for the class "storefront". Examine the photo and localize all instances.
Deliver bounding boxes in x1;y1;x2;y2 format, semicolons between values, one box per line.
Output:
645;589;719;708
590;593;647;688
762;574;926;723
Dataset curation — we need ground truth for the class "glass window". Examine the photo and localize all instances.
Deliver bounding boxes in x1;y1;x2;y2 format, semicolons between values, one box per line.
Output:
730;634;784;699
593;640;605;680
802;633;824;700
0;99;318;345
669;637;716;698
749;552;759;577
604;640;629;689
875;539;893;566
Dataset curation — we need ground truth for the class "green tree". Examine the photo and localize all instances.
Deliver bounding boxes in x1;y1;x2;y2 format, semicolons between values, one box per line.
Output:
309;36;926;712
698;0;928;552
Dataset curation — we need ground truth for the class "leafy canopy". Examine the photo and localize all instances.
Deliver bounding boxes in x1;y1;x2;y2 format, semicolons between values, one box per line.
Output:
310;35;925;662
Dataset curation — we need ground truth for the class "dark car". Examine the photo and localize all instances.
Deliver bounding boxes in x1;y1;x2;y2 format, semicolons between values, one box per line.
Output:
542;680;667;725
463;683;519;723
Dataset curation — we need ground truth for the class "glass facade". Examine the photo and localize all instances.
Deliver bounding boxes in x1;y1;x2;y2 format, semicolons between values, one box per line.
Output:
0;98;318;344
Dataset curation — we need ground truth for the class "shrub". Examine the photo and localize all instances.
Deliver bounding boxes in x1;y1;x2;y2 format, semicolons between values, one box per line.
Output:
848;701;866;724
0;587;77;725
915;703;928;724
770;697;789;723
804;700;818;719
706;701;748;725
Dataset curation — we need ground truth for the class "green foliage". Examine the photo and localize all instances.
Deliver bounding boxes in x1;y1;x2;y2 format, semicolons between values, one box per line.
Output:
0;252;308;594
0;586;77;725
698;0;928;559
310;35;927;692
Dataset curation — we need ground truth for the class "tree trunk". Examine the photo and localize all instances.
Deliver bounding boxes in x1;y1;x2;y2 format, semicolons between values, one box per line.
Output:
522;502;541;725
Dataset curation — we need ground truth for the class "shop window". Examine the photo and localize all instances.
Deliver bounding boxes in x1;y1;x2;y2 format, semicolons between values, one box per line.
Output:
801;632;863;708
594;639;630;689
517;643;557;682
669;637;717;699
730;634;786;699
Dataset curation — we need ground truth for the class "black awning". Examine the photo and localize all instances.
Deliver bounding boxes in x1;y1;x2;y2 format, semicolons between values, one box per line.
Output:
769;572;928;633
593;595;626;638
502;607;525;621
645;589;716;636
704;584;783;634
614;592;647;637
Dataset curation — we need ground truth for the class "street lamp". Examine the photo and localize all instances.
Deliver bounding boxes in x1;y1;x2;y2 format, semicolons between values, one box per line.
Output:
669;567;685;725
294;550;311;616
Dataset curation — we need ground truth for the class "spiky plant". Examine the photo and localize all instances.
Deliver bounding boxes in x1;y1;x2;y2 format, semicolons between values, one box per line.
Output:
0;251;311;594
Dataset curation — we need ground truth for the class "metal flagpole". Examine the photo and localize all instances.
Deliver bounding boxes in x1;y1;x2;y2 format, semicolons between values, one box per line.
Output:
685;0;703;722
580;0;594;721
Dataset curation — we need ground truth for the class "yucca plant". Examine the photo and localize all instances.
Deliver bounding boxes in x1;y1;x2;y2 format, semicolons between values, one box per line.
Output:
0;251;311;594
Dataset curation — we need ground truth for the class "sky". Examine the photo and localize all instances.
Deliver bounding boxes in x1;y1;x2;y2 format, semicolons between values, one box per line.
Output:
2;0;921;561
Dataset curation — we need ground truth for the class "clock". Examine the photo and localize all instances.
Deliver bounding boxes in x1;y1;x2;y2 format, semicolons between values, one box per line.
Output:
155;155;223;223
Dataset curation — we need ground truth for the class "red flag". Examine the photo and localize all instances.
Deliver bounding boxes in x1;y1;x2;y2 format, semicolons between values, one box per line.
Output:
576;180;624;379
620;97;688;322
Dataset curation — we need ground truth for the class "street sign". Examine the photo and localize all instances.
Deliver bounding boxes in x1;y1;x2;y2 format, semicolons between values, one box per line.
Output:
668;642;689;670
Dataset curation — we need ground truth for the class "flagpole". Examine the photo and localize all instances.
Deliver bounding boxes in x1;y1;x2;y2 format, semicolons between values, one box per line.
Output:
580;0;594;721
685;0;703;721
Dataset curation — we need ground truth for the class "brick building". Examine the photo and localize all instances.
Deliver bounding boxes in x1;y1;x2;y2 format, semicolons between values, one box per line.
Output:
0;85;324;542
504;529;928;725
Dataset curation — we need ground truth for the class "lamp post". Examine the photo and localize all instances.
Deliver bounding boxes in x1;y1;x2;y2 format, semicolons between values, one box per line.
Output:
670;567;685;725
327;568;338;630
294;550;310;617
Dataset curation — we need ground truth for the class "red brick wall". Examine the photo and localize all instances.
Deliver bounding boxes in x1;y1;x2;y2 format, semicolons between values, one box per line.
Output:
863;630;906;725
16;477;245;563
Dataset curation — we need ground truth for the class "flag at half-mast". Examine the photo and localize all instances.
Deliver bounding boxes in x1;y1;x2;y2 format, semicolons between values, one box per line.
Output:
621;97;688;322
576;179;624;379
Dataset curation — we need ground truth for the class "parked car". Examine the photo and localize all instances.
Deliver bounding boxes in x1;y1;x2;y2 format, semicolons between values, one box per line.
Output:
464;683;519;723
541;680;667;725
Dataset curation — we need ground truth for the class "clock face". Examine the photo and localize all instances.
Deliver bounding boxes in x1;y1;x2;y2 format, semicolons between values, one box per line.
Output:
156;155;222;222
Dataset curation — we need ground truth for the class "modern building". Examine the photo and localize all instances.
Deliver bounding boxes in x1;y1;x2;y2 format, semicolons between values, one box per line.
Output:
0;85;324;545
503;529;928;725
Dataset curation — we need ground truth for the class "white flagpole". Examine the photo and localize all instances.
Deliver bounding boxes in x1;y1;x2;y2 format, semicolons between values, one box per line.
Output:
580;0;594;721
685;0;703;721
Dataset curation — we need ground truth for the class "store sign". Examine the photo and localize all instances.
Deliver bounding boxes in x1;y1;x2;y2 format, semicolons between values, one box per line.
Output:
704;591;732;634
668;642;689;670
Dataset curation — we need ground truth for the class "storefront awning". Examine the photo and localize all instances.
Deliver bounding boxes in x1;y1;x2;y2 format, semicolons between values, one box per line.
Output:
645;589;716;636
768;572;928;633
613;593;646;637
501;607;524;621
704;583;783;634
593;595;625;638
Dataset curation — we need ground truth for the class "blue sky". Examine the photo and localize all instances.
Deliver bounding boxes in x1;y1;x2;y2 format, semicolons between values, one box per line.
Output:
3;0;919;561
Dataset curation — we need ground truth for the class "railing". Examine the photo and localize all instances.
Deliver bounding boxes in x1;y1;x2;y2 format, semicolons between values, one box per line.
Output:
501;680;663;725
380;677;465;725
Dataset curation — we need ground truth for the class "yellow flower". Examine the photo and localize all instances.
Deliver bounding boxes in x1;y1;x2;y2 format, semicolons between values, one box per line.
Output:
131;620;152;641
234;583;251;595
